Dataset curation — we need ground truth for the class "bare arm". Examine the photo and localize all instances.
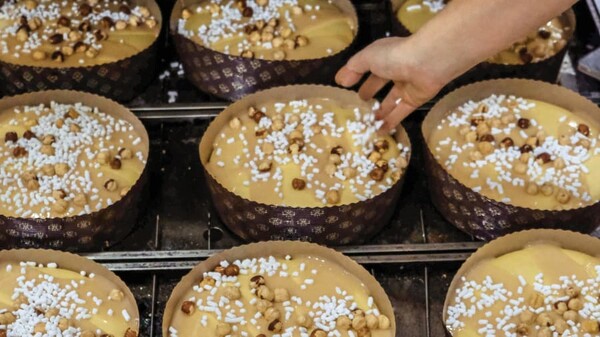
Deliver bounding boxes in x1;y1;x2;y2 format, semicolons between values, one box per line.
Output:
336;0;577;131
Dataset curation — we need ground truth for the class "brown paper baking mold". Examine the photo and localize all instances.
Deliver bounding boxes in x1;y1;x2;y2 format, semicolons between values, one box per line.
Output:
162;240;396;336
0;90;150;251
0;248;140;333
0;0;162;103
389;1;576;87
170;0;359;101
421;79;600;240
200;85;411;245
442;229;600;335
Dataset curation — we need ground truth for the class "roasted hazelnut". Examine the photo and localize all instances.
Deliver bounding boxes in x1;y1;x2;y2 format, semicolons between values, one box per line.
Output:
104;179;118;192
52;199;68;214
365;314;379;329
479;134;494;143
110;158;122;170
556;189;570;204
224;264;240;276
337;316;351;330
536;313;553;327
57;16;70;27
378;316;391;330
250;275;265;289
273;50;286;61
21;130;36;141
477;141;494;155
565;286;580;298
255;299;272;313
99;17;114;30
578;123;590;137
78;21;91;32
520;144;533;153
516;323;529;336
555;301;568;314
538;29;551;39
57;317;69;331
258;161;272;172
16;25;29;42
518;48;533;64
96;152;110;165
581;320;600;333
352;315;367;330
251;110;266;123
326;190;340;204
181;301;195;315
563;310;578;322
115;20;127;30
500;137;514;148
242;6;253;17
567;297;583;311
73;194;86;207
540;184;554;196
292;178;306;190
369;167;385;181
199;276;216;288
517;118;530;129
296;313;312;328
124;328;138;337
229;117;241;129
26;178;40;190
216;322;231;337
13;146;27;158
74;41;88;53
529;292;545;308
257;285;274;301
310;329;327;337
264;307;280;322
535;152;552;164
0;313;15;325
51;51;65;62
31;49;46;60
120;4;132;14
52;190;66;200
80;4;92;16
224;286;241;300
94;29;108;41
33;323;45;334
526;182;539;195
470;117;484;126
49;33;64;45
273;288;289;302
4;131;17;143
268;319;283;333
118;148;133;160
554;318;568;334
109;288;124;301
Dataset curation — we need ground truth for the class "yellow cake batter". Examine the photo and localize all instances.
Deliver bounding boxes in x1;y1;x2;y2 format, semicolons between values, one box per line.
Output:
205;98;410;207
0;260;138;336
396;0;568;64
0;101;147;218
446;244;600;337
0;0;160;67
168;254;393;337
428;94;600;210
177;0;356;60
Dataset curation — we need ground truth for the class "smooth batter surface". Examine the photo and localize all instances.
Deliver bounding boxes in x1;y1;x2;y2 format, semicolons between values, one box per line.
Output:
0;102;147;218
0;260;138;336
168;254;393;337
206;98;410;207
428;95;600;210
0;0;160;67
177;0;356;60
396;0;568;65
446;244;600;337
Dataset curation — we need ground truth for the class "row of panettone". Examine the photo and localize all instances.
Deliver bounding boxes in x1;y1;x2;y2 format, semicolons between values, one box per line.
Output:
0;0;575;101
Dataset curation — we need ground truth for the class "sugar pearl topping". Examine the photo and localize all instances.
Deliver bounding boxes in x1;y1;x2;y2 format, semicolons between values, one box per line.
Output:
0;101;146;218
207;98;410;207
178;0;356;60
0;0;159;66
0;260;138;337
446;244;600;337
169;254;393;337
430;94;600;210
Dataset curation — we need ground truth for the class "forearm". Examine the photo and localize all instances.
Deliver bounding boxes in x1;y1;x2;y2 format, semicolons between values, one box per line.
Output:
405;0;577;83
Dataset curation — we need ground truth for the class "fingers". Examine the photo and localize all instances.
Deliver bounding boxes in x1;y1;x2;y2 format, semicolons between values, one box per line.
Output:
336;42;378;87
375;86;403;120
358;74;389;101
380;100;416;133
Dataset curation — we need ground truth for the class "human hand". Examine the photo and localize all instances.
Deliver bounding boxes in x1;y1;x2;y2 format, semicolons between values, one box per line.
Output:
336;37;447;132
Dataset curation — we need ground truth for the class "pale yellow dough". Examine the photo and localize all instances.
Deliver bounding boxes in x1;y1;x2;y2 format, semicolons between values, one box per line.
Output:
446;244;600;337
169;254;393;337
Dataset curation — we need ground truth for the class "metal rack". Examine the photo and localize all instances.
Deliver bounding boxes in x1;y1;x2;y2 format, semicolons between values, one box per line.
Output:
40;1;600;336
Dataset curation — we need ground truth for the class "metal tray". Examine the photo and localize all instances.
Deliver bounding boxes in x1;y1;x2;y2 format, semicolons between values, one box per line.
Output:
47;1;600;336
